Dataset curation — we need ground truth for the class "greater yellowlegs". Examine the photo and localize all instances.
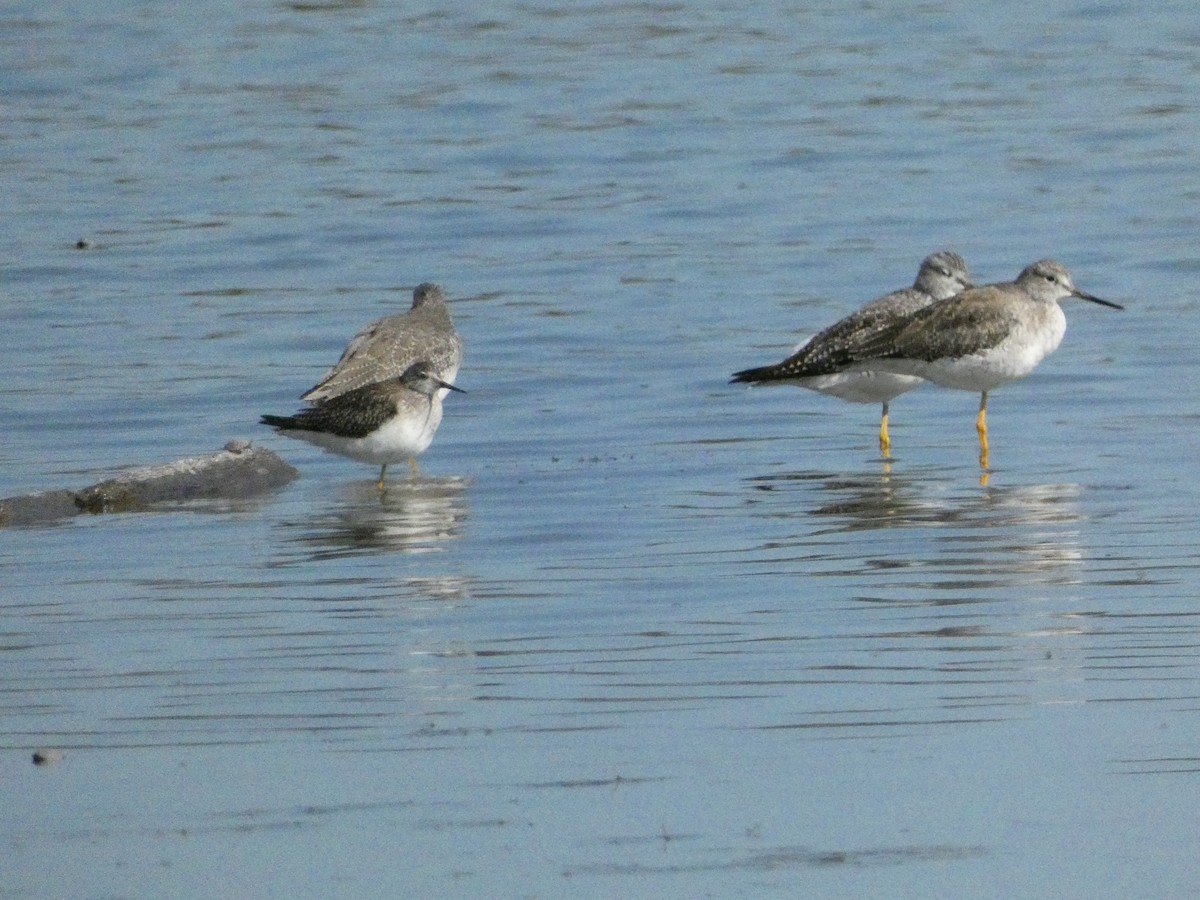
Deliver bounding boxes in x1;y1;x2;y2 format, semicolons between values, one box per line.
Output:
301;282;462;404
261;362;464;491
730;250;974;456
840;259;1123;468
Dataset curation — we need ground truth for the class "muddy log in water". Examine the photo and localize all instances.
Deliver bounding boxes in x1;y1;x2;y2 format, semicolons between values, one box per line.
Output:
0;442;299;526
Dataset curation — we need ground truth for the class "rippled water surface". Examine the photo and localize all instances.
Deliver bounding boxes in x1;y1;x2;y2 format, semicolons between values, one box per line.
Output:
3;2;1200;897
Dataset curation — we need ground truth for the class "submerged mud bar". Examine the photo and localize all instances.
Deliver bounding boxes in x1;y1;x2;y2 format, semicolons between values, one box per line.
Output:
0;441;298;526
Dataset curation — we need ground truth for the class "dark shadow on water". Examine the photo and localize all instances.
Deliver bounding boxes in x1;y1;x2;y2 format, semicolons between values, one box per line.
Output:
566;841;988;877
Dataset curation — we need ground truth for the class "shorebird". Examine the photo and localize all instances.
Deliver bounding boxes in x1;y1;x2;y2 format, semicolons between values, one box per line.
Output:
301;282;462;404
261;362;464;491
838;259;1122;468
263;282;464;489
730;250;974;456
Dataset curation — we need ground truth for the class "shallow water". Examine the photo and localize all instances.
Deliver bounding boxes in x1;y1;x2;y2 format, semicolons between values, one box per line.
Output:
3;1;1200;897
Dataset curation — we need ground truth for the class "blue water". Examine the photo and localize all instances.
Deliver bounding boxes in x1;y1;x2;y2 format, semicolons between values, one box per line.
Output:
3;2;1199;897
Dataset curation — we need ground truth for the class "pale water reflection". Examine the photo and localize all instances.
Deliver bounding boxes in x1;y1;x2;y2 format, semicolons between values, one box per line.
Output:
735;468;1086;590
276;476;472;560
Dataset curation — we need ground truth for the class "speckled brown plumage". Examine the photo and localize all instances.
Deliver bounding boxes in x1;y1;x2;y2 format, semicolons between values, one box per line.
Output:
731;251;972;384
301;282;462;405
261;361;464;489
263;380;414;439
844;259;1122;372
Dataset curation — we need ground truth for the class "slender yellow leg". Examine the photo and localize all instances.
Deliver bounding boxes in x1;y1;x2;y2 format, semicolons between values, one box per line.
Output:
879;401;892;459
408;457;419;476
377;463;388;492
976;391;990;470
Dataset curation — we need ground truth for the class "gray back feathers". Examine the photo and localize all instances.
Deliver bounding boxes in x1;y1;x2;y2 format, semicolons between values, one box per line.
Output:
300;282;463;404
731;250;973;383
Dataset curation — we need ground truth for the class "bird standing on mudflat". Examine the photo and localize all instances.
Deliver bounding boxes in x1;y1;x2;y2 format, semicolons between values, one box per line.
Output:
838;259;1122;469
731;250;974;456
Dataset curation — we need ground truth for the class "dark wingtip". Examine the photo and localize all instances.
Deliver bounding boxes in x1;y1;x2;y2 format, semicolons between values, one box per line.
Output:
733;361;798;383
730;367;766;385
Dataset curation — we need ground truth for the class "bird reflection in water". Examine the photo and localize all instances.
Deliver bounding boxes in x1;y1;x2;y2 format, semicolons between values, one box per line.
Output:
281;475;471;559
745;469;1085;586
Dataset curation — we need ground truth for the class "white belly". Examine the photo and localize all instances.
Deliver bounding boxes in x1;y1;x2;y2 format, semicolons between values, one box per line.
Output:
859;305;1068;392
289;397;444;465
926;311;1067;390
801;370;925;404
